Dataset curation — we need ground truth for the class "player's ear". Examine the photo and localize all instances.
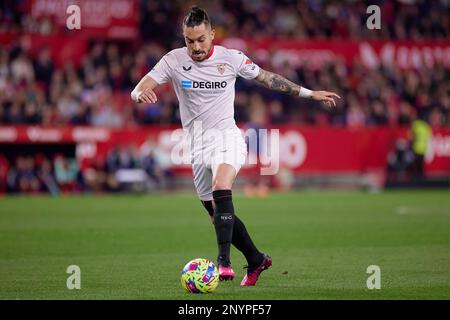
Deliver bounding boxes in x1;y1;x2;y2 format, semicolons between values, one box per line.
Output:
210;28;215;41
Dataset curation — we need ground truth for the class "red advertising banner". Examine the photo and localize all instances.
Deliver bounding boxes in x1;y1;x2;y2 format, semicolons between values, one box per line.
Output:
1;126;449;175
219;38;450;70
0;32;88;68
2;31;448;70
27;0;139;39
21;34;87;68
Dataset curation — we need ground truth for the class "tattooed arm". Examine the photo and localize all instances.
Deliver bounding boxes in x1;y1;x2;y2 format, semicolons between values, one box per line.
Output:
255;68;301;96
254;68;341;107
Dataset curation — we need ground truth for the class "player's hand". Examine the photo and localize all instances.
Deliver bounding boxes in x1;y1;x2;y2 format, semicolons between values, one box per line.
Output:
311;91;341;108
135;88;158;103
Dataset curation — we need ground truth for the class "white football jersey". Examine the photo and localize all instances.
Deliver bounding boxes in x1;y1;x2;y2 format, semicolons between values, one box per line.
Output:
147;45;260;150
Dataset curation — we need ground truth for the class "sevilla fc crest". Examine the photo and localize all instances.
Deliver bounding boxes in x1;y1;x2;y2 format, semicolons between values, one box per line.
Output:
216;64;225;75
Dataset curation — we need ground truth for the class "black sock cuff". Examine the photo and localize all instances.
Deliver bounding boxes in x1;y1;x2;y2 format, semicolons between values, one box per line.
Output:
213;189;232;202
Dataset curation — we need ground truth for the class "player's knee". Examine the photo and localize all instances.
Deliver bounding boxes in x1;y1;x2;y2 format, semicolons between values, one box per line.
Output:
212;178;232;191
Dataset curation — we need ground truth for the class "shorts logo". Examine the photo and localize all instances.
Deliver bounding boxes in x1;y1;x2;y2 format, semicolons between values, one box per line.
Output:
245;58;252;65
216;64;225;75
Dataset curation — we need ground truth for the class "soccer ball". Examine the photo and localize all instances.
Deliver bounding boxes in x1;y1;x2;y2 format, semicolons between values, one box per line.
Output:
180;258;219;293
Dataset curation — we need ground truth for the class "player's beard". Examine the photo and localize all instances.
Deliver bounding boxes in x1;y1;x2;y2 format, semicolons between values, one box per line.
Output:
191;44;212;62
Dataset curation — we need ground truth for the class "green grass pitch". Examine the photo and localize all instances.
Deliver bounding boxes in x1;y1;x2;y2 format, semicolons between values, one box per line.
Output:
1;190;449;299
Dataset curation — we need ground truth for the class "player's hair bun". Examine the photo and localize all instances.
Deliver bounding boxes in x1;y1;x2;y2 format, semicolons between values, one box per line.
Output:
183;6;210;27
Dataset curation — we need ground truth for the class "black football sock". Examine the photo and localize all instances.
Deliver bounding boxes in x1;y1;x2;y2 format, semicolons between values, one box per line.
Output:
213;190;235;267
201;200;214;217
232;216;264;268
201;199;263;268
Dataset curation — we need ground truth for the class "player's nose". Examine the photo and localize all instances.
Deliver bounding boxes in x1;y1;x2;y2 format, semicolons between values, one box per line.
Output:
193;42;201;51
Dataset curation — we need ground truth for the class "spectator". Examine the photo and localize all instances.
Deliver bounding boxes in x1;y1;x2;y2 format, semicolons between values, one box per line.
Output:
386;138;415;183
398;102;415;126
243;97;270;198
10;52;35;84
140;136;174;190
36;156;59;195
0;155;9;194
54;155;79;192
33;47;53;87
268;100;288;124
81;157;109;193
6;156;40;193
410;114;432;180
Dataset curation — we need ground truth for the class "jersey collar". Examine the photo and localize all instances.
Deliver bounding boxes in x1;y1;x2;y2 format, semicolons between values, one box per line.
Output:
204;45;215;60
187;45;215;63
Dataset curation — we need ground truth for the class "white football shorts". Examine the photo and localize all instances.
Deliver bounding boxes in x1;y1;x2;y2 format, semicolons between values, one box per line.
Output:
191;129;247;201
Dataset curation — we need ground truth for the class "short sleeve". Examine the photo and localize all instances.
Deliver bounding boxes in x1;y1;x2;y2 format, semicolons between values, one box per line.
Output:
230;50;260;79
147;54;172;85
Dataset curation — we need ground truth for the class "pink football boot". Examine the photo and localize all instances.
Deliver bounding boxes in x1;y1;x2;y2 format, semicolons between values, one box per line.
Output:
218;265;235;281
240;254;272;286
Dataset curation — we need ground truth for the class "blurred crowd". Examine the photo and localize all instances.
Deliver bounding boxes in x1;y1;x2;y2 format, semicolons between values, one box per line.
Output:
2;1;449;40
0;0;449;195
0;42;448;129
142;0;450;43
0;0;449;129
0;153;82;195
0;140;173;194
0;0;450;127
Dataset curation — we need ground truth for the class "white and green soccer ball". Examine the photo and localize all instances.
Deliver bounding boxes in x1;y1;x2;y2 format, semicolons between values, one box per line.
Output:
180;258;219;293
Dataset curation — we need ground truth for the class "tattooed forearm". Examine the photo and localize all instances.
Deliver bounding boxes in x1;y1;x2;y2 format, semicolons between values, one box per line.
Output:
255;69;300;96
